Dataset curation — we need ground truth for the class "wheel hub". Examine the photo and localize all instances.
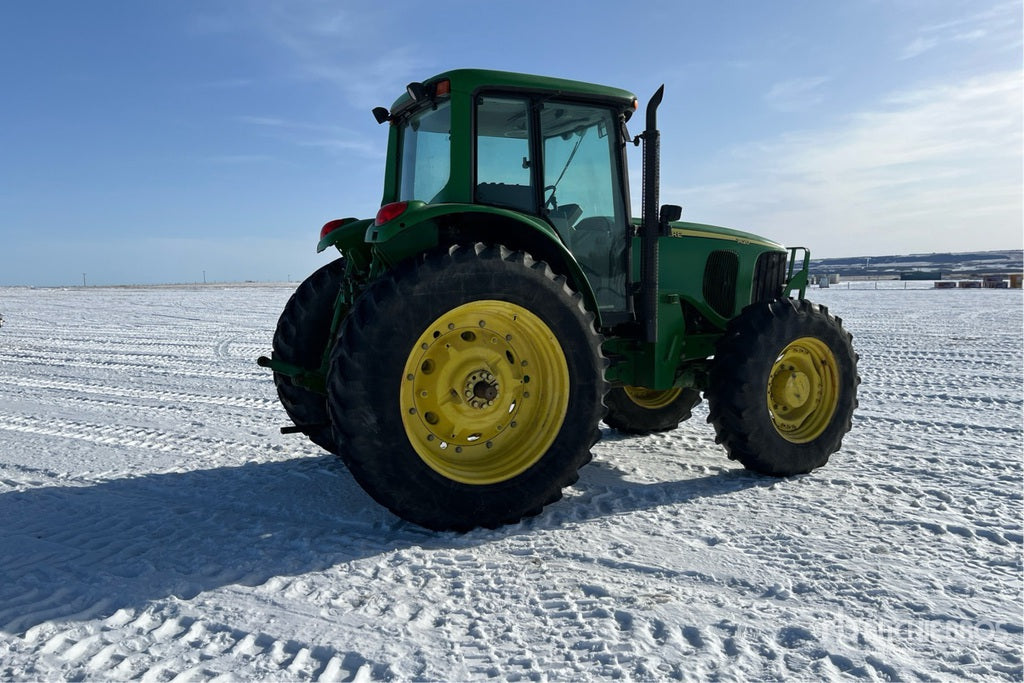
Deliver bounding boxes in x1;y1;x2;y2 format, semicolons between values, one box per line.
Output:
465;370;499;409
399;300;569;485
623;385;683;409
767;337;840;443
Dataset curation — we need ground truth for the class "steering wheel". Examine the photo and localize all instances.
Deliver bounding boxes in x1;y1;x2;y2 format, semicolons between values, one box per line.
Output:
543;185;558;210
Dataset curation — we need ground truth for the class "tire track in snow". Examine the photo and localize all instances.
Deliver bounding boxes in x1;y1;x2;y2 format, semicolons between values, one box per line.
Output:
9;606;388;681
1;351;262;382
0;413;260;457
2;376;277;411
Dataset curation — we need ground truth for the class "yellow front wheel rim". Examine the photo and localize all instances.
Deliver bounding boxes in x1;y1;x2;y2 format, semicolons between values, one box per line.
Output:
767;337;840;443
400;301;569;485
622;386;683;410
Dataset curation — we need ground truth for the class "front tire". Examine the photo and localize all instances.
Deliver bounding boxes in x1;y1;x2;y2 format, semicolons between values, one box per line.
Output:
706;298;858;476
328;244;606;531
604;386;701;434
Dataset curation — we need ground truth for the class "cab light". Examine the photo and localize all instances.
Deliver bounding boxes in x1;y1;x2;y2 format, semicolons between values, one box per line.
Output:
434;79;451;96
375;201;409;226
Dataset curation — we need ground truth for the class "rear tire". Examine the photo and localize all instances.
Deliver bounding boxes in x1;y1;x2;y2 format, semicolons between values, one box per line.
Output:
272;258;347;453
604;386;701;434
327;243;606;531
706;298;858;476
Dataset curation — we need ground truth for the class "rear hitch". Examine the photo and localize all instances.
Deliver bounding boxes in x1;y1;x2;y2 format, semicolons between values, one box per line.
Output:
256;356;326;394
280;422;329;436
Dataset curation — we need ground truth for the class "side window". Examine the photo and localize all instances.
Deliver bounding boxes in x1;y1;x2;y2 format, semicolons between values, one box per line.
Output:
540;103;629;313
540;105;625;225
399;101;451;203
475;96;534;212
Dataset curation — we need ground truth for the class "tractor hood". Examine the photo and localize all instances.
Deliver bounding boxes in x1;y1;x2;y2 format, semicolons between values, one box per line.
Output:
631;218;786;251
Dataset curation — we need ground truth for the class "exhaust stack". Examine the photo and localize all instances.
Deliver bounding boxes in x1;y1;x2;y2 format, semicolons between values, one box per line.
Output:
640;85;665;344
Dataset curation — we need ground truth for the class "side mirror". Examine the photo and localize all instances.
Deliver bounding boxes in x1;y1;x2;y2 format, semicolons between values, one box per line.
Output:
660;204;682;224
406;81;427;102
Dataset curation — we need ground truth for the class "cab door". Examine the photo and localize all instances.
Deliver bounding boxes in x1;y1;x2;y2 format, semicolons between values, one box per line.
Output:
539;102;630;316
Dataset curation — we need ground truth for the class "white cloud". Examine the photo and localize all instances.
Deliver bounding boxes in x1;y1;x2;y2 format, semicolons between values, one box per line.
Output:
764;77;831;112
669;71;1023;256
190;2;428;109
248;3;427;108
899;36;940;60
900;1;1020;60
238;116;381;159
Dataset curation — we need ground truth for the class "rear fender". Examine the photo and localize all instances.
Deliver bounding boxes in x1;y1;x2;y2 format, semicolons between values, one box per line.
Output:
371;202;602;322
317;218;373;254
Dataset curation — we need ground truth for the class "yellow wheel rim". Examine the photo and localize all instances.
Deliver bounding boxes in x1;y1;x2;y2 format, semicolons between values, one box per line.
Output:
400;300;569;485
767;337;840;443
622;386;682;409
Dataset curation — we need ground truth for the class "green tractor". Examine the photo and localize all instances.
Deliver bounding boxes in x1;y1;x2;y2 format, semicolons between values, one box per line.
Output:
259;69;859;531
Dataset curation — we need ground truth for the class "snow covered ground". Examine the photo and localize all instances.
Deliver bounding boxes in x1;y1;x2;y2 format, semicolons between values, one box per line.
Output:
0;282;1020;681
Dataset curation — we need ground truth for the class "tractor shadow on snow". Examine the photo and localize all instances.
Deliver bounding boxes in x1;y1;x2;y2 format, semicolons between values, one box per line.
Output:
0;445;774;633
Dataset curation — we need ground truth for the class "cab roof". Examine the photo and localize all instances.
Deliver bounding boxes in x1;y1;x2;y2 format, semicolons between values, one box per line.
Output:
388;68;638;114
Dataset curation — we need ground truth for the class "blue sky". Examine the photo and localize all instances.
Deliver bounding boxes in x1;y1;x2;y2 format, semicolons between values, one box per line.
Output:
1;1;1021;286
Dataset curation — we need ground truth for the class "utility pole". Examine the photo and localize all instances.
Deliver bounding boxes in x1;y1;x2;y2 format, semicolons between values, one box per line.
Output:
203;270;207;284
82;273;86;287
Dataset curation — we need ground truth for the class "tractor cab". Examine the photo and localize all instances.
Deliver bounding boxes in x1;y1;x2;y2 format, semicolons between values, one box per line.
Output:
383;70;639;320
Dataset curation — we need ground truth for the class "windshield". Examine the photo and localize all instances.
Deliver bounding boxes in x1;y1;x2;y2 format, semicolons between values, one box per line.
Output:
398;101;452;203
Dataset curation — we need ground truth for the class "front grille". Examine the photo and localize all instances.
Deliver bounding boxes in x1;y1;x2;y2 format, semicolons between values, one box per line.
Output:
753;251;788;303
703;250;739;317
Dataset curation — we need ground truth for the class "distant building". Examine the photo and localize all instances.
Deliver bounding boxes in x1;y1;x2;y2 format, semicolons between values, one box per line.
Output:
983;276;1009;289
900;271;942;281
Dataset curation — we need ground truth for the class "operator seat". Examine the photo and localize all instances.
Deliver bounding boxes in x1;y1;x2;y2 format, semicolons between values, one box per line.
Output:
572;216;618;277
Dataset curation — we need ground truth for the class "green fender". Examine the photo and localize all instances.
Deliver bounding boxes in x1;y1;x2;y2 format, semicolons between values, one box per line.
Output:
316;217;374;254
361;200;604;322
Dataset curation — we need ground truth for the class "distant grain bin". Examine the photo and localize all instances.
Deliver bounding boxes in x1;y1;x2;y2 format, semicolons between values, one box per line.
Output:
817;275;830;288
